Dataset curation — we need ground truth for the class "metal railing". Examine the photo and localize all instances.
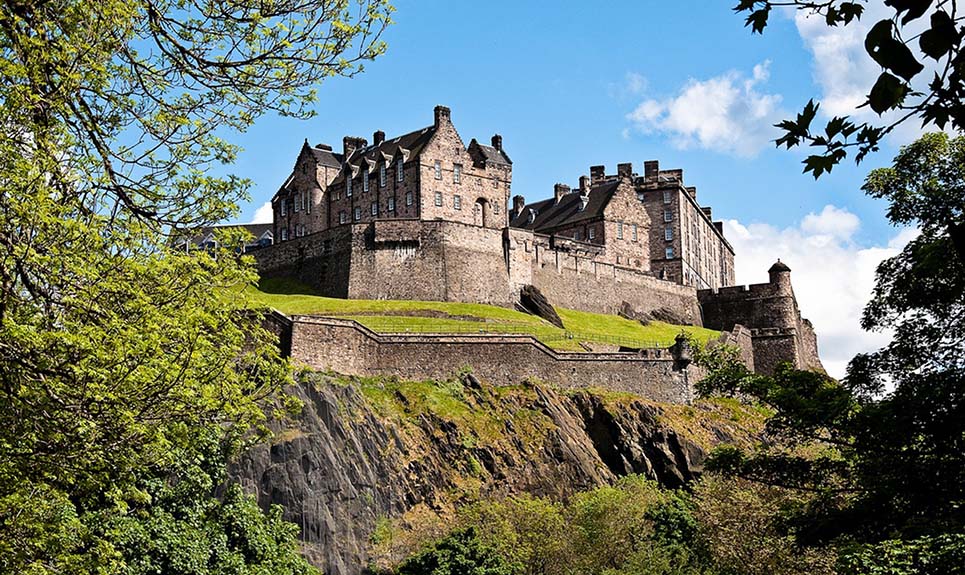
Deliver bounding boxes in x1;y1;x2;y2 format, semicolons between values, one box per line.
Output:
327;316;669;350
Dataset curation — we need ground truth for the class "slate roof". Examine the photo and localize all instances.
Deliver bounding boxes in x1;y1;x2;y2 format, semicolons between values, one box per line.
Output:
308;145;343;168
510;180;620;232
176;223;274;247
470;139;512;166
329;126;438;184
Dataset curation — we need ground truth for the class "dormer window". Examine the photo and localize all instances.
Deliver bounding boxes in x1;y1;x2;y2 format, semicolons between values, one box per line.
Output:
396;158;404;182
379;164;386;187
527;208;536;224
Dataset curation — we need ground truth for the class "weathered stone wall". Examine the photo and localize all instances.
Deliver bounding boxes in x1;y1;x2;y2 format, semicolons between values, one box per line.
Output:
288;316;697;404
252;225;354;297
716;324;755;372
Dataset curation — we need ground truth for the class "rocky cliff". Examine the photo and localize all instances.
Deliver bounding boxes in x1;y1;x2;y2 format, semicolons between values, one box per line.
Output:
233;372;766;575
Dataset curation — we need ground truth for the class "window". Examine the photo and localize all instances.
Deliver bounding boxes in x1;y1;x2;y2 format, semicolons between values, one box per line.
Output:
454;194;462;210
664;209;672;222
665;227;673;241
363;168;369;193
617;221;624;239
294;194;300;212
379;164;386;187
306;192;311;214
434;160;442;180
346;176;352;197
453;164;462;183
280;200;287;217
574;229;581;241
396;158;404;182
339;211;347;224
663;190;672;204
632;224;638;241
388;197;395;212
353;207;361;221
494;202;500;214
280;228;288;241
666;247;674;259
406;191;413;206
588;227;595;240
434;191;443;207
371;201;378;216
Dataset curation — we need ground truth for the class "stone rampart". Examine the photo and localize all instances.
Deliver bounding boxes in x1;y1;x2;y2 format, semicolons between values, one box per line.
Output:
286;316;697;404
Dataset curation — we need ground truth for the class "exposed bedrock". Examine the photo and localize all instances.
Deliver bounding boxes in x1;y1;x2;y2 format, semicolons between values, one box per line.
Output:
233;372;761;575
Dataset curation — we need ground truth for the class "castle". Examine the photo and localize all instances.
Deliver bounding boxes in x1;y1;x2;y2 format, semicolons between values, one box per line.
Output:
239;105;824;384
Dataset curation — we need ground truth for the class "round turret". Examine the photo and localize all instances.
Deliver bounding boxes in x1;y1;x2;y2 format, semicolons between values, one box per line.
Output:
768;259;792;293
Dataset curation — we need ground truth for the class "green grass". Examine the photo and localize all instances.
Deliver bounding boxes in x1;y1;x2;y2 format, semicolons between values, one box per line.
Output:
247;278;719;351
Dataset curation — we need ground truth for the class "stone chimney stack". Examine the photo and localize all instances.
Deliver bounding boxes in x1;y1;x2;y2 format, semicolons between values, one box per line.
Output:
579;175;591;195
617;162;633;179
342;136;367;157
590;165;606;184
434;105;451;127
373;130;385;146
687;186;697;198
644;160;659;181
512;195;526;219
491;134;503;150
553;183;571;203
701;206;712;219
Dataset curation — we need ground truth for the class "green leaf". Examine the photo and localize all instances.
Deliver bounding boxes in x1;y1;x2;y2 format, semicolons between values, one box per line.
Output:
868;72;910;114
919;10;958;60
865;19;925;81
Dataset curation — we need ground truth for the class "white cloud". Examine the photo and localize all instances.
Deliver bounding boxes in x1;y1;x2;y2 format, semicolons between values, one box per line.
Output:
610;71;649;100
723;205;916;379
251;201;273;223
625;61;785;157
793;5;939;143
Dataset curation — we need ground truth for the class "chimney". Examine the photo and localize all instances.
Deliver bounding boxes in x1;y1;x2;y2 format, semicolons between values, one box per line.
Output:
590;165;606;184
701;206;712;219
373;130;385;146
342;136;367;157
434;105;451;127
491;134;503;150
644;160;659;181
687;186;697;199
579;175;591;195
553;183;571;203
617;162;633;178
315;143;332;151
512;195;526;219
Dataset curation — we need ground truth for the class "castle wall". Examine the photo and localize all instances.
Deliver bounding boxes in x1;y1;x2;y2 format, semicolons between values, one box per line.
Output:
528;246;701;322
289;316;696;404
252;225;354;297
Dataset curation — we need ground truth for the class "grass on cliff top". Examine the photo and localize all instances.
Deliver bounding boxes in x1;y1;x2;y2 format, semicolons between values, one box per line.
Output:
248;277;720;350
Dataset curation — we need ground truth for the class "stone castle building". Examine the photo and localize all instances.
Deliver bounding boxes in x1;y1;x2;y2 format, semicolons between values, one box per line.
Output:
247;105;823;375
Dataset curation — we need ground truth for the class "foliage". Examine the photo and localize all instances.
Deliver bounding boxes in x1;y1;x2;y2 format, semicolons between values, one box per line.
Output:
697;133;965;569
1;0;392;572
396;528;514;575
836;533;965;575
734;1;965;175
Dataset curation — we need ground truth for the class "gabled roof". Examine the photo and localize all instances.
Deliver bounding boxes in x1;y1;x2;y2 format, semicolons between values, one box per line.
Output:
469;139;512;166
331;125;438;185
308;145;343;168
510;180;620;232
174;223;274;248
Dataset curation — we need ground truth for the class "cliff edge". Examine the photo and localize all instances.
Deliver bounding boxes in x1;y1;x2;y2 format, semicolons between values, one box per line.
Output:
233;372;767;575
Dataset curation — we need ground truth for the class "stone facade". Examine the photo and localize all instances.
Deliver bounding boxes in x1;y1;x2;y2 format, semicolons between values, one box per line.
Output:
698;261;824;374
276;315;698;404
270;105;512;242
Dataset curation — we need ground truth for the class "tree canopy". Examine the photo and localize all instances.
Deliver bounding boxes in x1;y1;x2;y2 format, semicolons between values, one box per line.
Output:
735;1;965;176
0;0;392;572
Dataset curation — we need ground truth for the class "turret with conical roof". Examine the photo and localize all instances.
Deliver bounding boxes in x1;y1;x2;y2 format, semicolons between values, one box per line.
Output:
768;259;793;294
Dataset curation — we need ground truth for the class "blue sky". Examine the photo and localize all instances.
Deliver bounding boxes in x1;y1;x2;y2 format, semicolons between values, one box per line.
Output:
227;0;926;377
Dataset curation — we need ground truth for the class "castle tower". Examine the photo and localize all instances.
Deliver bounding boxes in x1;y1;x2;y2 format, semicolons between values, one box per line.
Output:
768;259;792;294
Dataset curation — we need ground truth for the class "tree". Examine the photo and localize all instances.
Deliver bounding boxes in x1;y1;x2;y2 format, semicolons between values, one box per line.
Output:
0;0;392;572
734;1;965;176
699;134;965;568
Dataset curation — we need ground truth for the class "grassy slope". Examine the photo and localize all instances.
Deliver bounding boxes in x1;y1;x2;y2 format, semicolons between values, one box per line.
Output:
247;278;719;351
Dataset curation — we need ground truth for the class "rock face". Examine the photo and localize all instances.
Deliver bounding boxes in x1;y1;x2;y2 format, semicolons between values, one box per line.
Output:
519;284;564;328
234;373;761;575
